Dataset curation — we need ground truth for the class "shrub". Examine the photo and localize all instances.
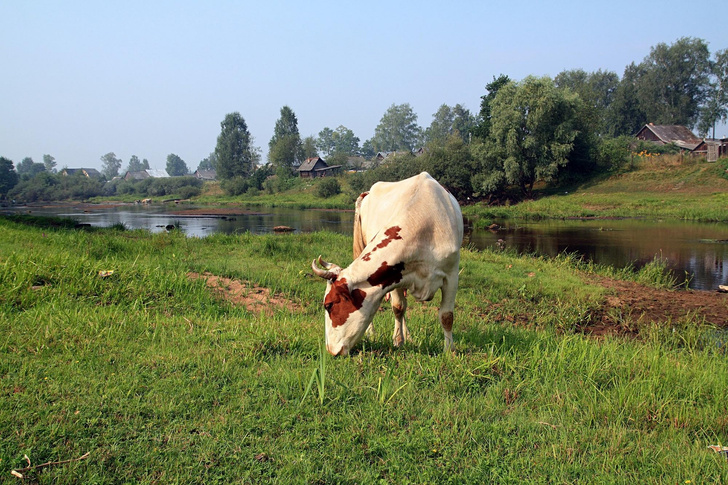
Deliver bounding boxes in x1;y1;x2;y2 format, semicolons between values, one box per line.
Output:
315;177;341;198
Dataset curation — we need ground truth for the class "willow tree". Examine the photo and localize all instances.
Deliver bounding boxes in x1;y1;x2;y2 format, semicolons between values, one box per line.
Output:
477;76;580;198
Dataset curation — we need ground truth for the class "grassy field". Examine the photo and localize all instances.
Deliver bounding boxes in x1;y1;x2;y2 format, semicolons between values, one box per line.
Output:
1;216;727;483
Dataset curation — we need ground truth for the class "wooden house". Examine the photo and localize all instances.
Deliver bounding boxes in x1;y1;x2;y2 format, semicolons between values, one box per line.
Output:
194;169;217;181
297;157;341;178
61;168;102;179
635;124;702;151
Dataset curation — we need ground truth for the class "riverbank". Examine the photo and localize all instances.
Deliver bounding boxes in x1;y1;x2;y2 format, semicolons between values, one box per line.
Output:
463;156;728;224
2;216;727;482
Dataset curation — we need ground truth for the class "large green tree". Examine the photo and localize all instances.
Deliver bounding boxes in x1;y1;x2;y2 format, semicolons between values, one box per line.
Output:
268;106;304;170
215;112;256;180
477;76;580;197
316;125;359;157
0;157;19;198
555;69;619;136
166;154;189;176
371;103;422;153
606;63;647;136
474;74;511;140
100;152;122;179
634;37;712;128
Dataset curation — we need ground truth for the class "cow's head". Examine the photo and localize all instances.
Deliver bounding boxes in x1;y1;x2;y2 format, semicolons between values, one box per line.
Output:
312;256;377;356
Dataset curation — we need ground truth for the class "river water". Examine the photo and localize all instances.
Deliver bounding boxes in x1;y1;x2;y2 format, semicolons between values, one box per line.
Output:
6;203;728;291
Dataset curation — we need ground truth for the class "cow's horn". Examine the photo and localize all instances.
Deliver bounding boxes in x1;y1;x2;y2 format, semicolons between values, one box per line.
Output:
312;256;340;280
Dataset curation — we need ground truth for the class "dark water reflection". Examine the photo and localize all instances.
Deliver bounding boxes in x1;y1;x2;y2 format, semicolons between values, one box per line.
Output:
469;219;728;291
7;204;728;291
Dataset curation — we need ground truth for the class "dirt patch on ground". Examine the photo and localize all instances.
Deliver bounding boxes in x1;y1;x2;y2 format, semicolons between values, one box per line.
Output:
582;275;728;337
189;272;301;314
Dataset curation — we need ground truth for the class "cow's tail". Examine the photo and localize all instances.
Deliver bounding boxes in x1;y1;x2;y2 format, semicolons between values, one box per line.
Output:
352;191;369;259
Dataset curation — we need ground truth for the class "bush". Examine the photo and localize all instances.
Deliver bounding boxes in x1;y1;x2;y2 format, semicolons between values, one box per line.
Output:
221;176;249;196
315;177;341;198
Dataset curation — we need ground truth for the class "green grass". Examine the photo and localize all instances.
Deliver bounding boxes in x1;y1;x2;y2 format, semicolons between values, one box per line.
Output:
1;216;727;483
464;157;728;224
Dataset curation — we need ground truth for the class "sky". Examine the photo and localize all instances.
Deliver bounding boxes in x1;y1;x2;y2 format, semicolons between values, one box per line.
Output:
1;0;727;172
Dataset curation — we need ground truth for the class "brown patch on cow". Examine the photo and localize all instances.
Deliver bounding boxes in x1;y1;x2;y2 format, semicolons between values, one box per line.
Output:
359;226;403;262
359;192;368;200
367;261;405;289
440;311;454;332
189;272;301;314
324;277;366;327
392;304;405;320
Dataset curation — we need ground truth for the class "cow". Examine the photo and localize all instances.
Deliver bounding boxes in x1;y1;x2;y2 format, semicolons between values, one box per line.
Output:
312;172;463;356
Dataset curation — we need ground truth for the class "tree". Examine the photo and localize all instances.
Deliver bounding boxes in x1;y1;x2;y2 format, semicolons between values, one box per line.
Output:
197;152;217;172
43;154;56;173
215;112;256;180
606;63;647;136
420;134;476;200
478;76;580;197
0;157;19;198
425;104;455;145
166;154;189;176
316;127;335;156
425;104;475;145
371;103;422;152
474;74;511;140
268;106;304;170
698;48;728;138
634;37;712;128
301;136;318;160
100;152;122;179
555;69;619;136
16;157;46;179
451;104;476;142
126;155;146;173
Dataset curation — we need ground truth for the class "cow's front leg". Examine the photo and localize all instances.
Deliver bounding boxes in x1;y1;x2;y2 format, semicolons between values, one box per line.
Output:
390;288;408;347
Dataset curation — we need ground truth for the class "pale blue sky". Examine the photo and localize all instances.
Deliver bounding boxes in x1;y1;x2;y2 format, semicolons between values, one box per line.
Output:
1;0;726;171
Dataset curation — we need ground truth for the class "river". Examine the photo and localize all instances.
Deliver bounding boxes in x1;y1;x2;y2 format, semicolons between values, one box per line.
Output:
5;203;728;291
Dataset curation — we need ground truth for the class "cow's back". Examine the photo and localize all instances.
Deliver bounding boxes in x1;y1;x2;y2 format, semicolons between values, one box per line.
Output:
357;172;463;261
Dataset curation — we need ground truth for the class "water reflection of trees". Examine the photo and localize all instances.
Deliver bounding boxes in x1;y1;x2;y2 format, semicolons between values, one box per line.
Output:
471;220;728;290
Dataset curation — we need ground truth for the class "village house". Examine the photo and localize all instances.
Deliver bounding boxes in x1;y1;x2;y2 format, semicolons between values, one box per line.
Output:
61;168;102;179
193;169;217;181
123;169;169;181
635;124;728;162
297;157;342;178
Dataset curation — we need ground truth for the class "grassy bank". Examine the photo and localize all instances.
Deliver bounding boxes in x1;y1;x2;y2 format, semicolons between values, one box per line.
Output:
464;156;728;224
1;216;727;483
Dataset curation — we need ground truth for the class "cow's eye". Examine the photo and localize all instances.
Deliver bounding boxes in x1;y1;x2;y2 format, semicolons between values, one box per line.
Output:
324;302;334;313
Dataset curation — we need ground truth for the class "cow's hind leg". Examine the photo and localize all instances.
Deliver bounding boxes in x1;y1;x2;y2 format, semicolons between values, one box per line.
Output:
439;274;458;352
390;288;409;347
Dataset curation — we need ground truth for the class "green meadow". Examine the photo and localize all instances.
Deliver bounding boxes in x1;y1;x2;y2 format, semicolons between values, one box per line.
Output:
1;215;727;483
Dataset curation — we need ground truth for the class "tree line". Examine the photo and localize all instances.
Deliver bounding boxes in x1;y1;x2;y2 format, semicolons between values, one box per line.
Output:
1;37;726;203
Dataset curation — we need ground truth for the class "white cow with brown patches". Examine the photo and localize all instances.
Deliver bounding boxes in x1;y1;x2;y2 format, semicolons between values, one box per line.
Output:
312;172;463;356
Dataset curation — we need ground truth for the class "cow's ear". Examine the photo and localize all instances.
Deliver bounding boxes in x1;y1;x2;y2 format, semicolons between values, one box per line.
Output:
312;256;341;280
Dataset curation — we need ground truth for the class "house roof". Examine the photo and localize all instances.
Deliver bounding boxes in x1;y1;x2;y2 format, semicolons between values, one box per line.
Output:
63;168;102;178
125;171;150;180
298;157;327;172
194;169;217;180
146;169;169;178
637;124;702;150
